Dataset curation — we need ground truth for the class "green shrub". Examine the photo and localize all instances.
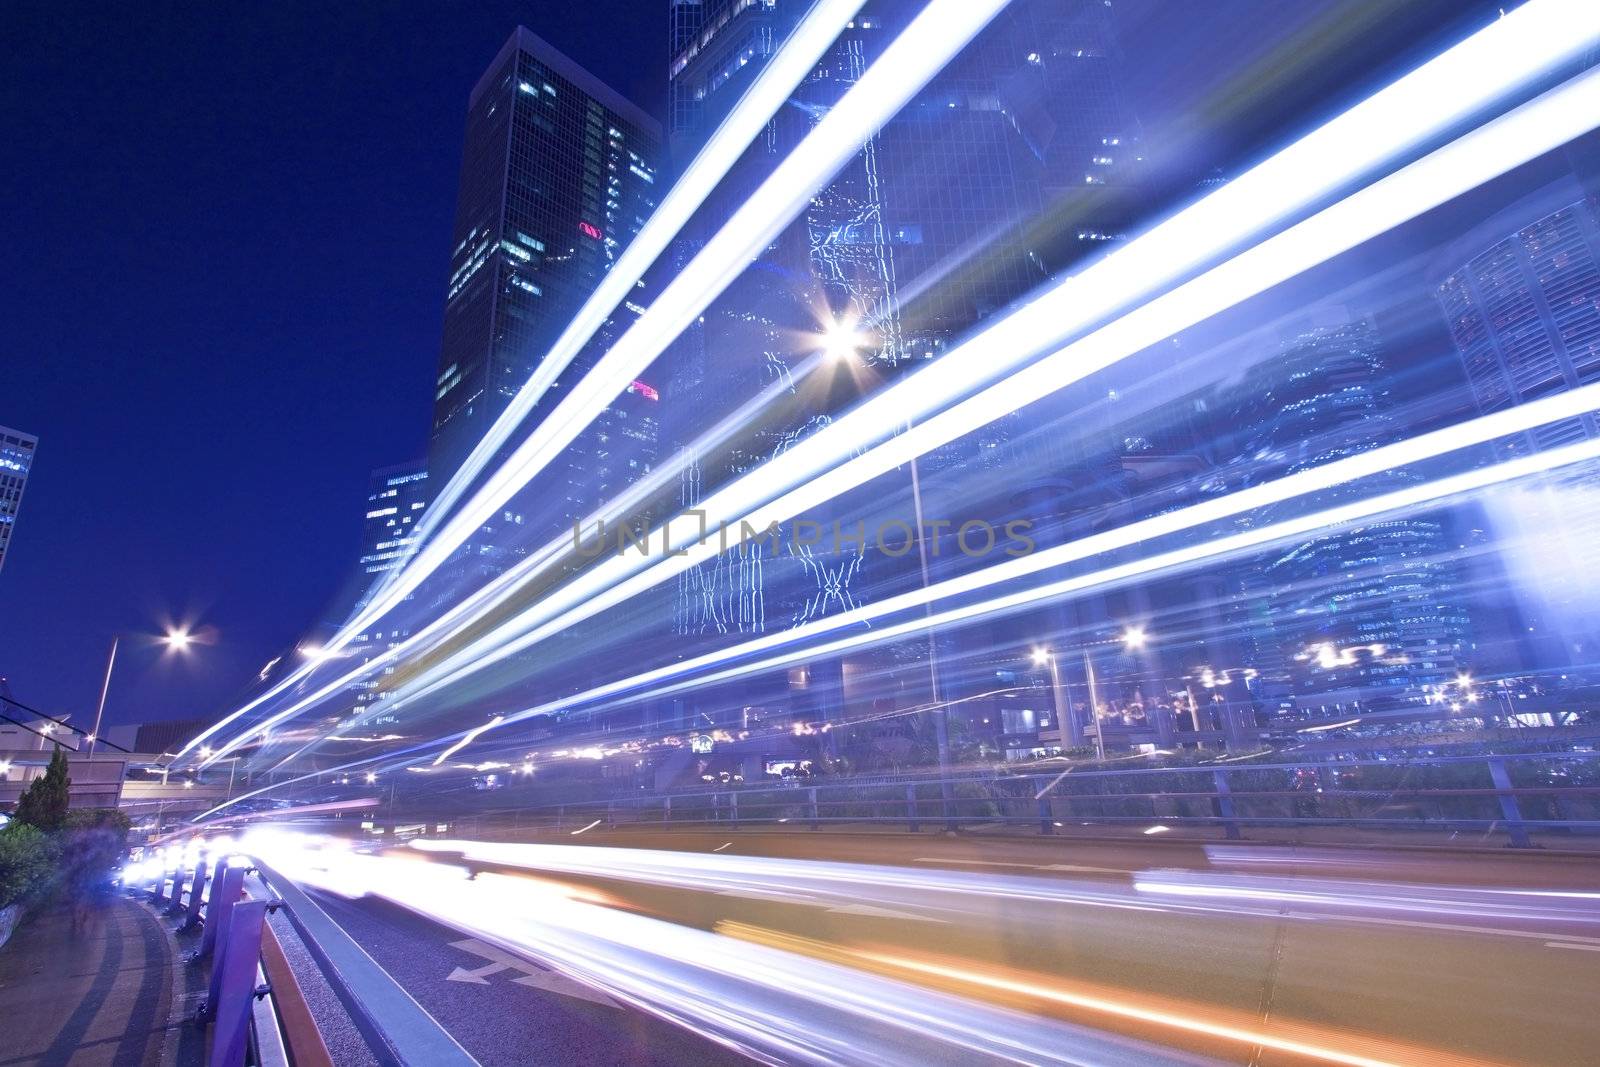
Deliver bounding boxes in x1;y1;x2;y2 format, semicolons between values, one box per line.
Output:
0;822;59;909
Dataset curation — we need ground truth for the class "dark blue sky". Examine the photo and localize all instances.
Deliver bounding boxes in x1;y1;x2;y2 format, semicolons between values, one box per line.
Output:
0;1;665;729
0;0;1491;731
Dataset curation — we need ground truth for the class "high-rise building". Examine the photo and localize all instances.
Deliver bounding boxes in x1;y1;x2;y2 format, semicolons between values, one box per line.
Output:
357;462;429;601
1436;185;1600;456
0;425;37;582
429;28;664;525
1436;180;1600;667
1230;315;1471;717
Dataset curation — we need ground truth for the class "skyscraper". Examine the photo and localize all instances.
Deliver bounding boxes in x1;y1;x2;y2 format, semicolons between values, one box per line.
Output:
357;462;429;603
1436;183;1600;456
429;28;664;532
1437;179;1600;666
0;425;37;583
1230;315;1470;717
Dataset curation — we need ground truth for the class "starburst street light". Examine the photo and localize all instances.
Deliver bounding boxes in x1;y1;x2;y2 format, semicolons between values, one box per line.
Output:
89;625;202;757
819;319;868;363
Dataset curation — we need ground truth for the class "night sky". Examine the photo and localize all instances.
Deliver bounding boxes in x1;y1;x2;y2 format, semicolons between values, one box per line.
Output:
0;0;1495;731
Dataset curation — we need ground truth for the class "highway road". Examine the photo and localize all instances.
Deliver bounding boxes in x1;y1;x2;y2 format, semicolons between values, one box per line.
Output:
304;885;750;1066
245;826;1600;1066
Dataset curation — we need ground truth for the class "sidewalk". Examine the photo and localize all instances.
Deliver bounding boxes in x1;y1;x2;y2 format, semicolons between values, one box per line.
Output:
0;895;203;1066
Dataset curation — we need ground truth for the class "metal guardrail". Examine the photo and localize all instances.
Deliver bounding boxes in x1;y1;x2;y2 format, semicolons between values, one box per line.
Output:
141;853;476;1067
452;751;1600;849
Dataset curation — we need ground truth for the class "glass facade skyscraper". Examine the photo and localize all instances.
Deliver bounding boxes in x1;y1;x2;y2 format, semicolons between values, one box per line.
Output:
1230;316;1471;717
0;425;37;583
429;28;664;519
357;462;429;602
1438;179;1600;667
1436;183;1600;457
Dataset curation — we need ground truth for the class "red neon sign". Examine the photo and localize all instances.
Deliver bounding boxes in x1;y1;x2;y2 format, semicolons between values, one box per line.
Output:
578;221;603;240
629;380;659;401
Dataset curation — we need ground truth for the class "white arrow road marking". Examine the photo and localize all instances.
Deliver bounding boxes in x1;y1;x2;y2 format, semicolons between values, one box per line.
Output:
513;969;623;1007
446;961;509;984
448;939;620;1007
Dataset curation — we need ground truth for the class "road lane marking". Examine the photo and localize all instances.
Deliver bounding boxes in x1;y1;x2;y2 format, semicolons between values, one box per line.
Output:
1546;940;1600;952
712;842;732;852
448;939;619;1007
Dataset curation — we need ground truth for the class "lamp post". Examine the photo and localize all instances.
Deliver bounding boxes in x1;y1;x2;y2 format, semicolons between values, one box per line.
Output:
87;628;196;756
822;322;955;827
1031;648;1078;750
1033;626;1146;761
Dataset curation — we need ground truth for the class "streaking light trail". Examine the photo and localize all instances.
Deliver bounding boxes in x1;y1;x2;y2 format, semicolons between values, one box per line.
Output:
171;0;962;764
324;0;1013;670
200;428;1600;819
189;0;1600;776
391;0;871;587
352;62;1600;729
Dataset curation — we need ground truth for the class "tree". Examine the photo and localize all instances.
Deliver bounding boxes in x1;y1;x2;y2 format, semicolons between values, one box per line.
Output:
0;822;58;909
14;747;71;832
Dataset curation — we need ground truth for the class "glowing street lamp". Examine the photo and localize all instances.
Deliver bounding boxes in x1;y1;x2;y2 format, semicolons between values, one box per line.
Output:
89;625;201;756
818;318;868;363
1032;626;1150;759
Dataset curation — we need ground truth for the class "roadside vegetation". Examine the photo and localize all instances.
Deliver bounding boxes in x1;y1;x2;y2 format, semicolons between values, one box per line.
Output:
0;749;131;921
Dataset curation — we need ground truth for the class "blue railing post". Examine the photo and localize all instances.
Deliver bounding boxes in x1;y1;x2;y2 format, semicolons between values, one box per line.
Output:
208;898;269;1067
1211;769;1243;840
906;784;921;833
1487;757;1533;848
199;862;246;962
729;792;739;829
183;857;209;930
663;795;672;824
1038;795;1054;835
167;865;188;914
809;787;820;830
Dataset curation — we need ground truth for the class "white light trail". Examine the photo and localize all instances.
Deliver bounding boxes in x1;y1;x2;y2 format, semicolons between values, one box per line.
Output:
170;0;898;764
196;359;830;770
391;0;872;577
340;0;1012;652
189;0;1600;770
197;430;1600;820
372;61;1600;719
252;833;1194;1065
431;715;504;766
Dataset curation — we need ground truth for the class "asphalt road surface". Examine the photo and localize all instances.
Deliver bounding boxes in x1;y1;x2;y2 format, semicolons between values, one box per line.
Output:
304;884;756;1066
